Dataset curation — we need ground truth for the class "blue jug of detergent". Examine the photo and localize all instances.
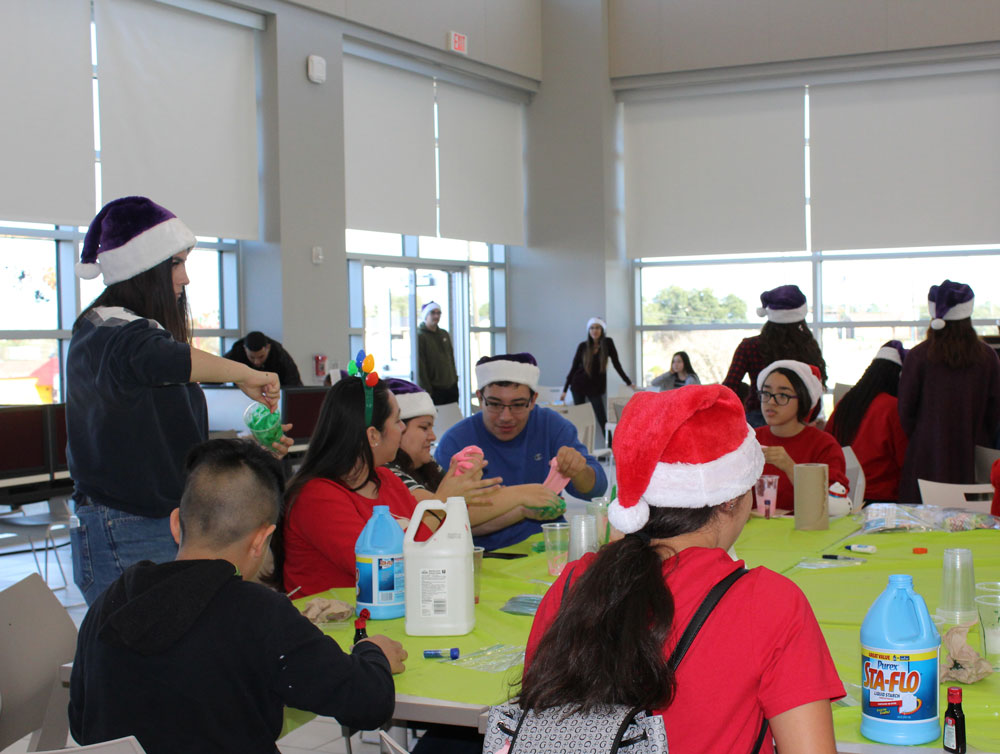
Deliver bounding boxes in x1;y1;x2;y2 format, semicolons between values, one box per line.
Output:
860;574;940;745
355;506;405;619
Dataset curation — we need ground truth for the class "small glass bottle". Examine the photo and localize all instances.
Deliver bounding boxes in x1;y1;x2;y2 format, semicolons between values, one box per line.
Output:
943;686;965;754
353;608;370;645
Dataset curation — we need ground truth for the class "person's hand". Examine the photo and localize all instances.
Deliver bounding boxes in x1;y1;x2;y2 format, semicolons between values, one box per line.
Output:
553;446;588;480
269;423;294;458
236;369;280;412
516;485;566;521
761;445;795;479
521;500;566;521
438;455;502;502
360;635;408;674
558;392;567;403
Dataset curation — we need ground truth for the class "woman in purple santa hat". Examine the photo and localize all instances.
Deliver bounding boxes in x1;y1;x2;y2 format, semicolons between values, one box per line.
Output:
520;385;843;754
723;284;827;427
897;280;1000;503
67;196;292;605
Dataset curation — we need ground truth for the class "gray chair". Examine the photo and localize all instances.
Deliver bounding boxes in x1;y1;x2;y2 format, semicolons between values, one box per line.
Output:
841;446;866;512
0;573;78;751
916;480;994;513
29;735;147;753
0;498;72;588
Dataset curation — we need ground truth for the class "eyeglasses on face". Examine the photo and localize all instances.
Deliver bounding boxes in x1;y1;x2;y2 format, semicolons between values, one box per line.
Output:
482;399;531;415
759;390;797;406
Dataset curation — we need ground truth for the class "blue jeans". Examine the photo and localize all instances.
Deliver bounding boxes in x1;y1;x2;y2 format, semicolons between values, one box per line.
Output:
71;500;178;606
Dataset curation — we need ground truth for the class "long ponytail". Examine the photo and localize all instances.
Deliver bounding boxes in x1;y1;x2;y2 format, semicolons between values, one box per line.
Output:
518;504;719;714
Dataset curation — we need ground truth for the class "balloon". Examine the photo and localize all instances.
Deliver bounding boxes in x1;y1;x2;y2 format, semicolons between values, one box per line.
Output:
365;372;379;387
347;361;358;376
362;354;375;373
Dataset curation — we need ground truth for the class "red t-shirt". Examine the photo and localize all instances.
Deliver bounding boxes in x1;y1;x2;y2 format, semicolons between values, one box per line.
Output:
282;467;431;596
827;393;907;502
525;548;844;754
755;425;848;511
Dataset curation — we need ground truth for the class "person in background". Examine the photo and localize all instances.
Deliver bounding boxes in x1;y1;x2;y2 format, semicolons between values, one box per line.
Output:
437;353;608;550
723;285;827;427
224;330;303;387
275;372;438;596
898;281;1000;503
826;341;908;503
522;386;844;754
754;360;848;512
417;301;459;405
651;350;701;391
69;439;404;754
560;317;636;434
68;196;291;606
384;378;502;513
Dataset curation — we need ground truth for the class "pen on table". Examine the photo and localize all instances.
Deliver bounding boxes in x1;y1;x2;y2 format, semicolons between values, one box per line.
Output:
822;554;866;563
286;586;302;599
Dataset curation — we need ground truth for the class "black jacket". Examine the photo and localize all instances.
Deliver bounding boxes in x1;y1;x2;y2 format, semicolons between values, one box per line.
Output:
563;338;632;398
70;560;394;753
224;336;303;386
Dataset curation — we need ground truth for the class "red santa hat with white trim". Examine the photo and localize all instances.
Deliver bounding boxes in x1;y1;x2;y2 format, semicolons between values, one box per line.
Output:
608;385;764;534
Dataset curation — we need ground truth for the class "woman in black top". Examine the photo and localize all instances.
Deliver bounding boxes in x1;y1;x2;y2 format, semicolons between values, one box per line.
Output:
560;317;635;433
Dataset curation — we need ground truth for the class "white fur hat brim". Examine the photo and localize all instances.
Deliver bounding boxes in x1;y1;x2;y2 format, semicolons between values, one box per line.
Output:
587;317;607;334
929;298;974;327
757;303;808;323
875;346;903;366
476;360;540;392
76;217;196;285
757;359;823;410
396;391;437;421
608;426;764;533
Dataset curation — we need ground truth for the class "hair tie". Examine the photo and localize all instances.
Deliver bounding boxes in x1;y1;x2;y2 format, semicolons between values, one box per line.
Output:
346;349;379;426
627;531;651;545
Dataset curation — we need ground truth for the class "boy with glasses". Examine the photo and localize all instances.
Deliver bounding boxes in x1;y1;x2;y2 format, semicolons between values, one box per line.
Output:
435;353;608;549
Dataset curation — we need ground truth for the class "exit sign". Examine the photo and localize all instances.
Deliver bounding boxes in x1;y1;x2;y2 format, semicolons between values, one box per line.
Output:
447;31;468;55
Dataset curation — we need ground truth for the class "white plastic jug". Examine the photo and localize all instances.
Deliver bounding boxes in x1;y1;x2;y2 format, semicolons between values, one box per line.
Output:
404;496;475;636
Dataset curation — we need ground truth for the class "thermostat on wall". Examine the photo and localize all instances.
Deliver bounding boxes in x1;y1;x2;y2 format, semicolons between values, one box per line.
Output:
447;31;468;55
307;54;326;84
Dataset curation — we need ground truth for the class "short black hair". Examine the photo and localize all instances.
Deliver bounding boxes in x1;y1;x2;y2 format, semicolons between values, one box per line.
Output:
179;439;285;548
478;381;538;398
244;331;267;351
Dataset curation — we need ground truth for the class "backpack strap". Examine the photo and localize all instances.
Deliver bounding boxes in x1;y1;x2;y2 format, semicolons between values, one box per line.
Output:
667;566;748;670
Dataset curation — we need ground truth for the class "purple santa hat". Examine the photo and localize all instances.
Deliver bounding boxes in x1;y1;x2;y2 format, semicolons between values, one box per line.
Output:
385;378;436;420
76;196;196;285
928;280;975;330
420;301;442;319
475;353;540;392
874;340;907;366
756;285;808;323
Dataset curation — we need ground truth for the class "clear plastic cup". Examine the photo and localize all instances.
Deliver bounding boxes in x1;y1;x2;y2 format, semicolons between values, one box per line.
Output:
976;581;1000;595
541;522;569;576
936;548;977;625
243;403;283;448
976;594;1000;671
473;546;484;604
754;475;779;519
586;499;610;546
568;514;599;562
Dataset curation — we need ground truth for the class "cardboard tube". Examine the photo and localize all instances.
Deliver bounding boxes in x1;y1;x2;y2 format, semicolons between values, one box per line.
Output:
793;463;829;531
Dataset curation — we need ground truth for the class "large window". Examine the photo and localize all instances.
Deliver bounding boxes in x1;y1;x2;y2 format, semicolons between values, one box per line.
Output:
346;229;507;412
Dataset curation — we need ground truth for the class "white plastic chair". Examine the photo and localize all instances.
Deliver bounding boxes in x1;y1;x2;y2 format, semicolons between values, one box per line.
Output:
550;403;597;454
832;383;854;407
30;736;147;753
0;498;72;588
0;573;78;751
916;480;994;513
974;444;1000;484
533;386;565;405
841;446;866;512
431;402;464;439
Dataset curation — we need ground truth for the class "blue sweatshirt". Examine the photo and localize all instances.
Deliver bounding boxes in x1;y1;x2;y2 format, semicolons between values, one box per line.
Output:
435;407;607;550
66;307;207;518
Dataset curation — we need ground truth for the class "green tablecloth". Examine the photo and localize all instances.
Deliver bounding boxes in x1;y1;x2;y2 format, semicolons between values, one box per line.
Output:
287;517;1000;751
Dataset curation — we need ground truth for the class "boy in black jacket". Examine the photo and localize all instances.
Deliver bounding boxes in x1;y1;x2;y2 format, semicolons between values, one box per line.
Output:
69;439;405;753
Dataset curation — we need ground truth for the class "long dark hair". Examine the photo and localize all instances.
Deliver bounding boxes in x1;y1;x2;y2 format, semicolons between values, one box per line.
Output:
925;319;983;369
74;257;191;343
758;321;827;386
392;418;444;490
827;359;901;446
583;326;609;378
265;378;392;589
518;504;722;714
672;351;697;378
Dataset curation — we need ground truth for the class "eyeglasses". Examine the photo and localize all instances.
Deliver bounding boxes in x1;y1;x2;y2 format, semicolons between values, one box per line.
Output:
483;399;531;415
759;390;797;406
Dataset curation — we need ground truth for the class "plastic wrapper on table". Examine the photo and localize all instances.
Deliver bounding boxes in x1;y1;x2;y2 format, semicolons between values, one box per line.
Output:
859;504;1000;534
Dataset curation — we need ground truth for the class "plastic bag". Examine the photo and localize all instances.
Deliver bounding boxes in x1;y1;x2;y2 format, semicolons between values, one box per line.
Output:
859;503;999;534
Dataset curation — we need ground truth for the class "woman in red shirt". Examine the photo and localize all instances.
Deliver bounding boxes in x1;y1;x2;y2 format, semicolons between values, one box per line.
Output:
826;342;908;503
519;386;843;754
274;375;436;596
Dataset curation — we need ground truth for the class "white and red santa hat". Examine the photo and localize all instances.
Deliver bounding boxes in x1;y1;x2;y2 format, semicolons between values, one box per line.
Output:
608;385;764;534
